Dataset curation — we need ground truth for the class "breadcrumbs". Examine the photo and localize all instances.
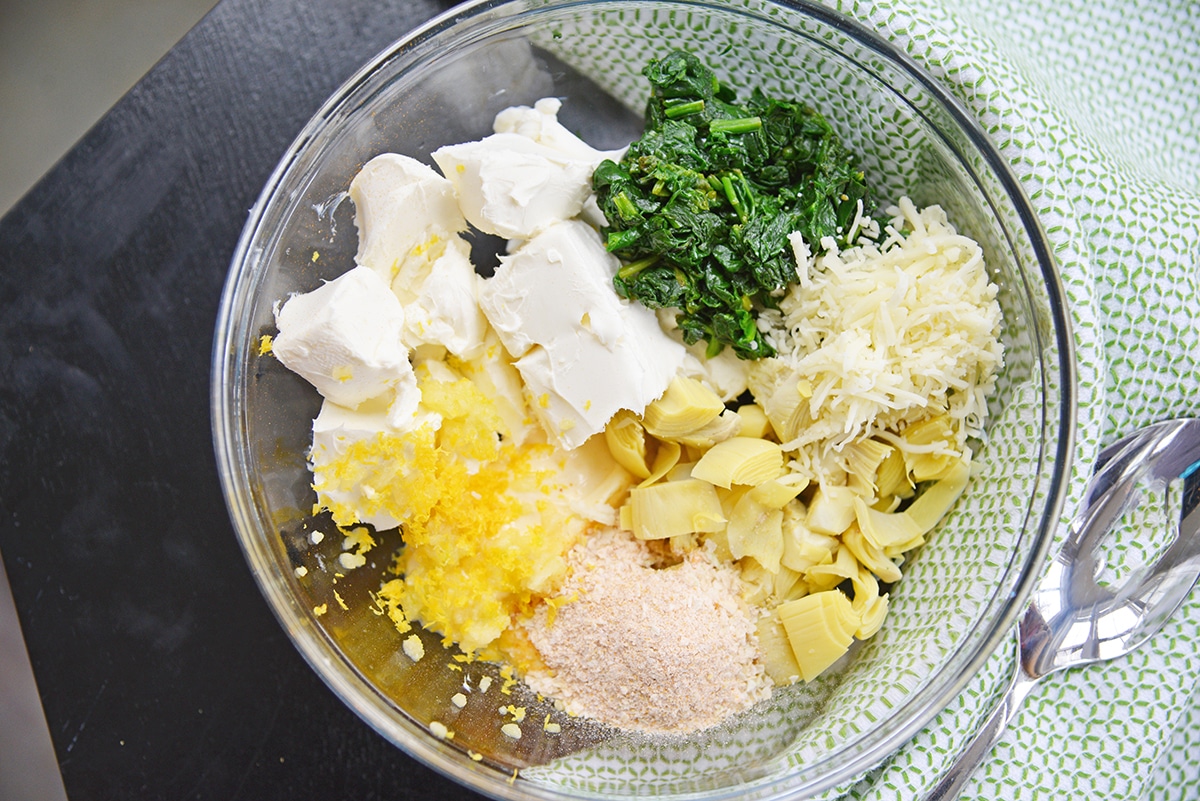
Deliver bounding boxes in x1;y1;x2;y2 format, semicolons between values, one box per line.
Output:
521;528;769;735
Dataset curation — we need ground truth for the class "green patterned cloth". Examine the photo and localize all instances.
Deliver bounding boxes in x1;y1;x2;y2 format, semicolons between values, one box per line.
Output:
829;0;1200;798
511;0;1199;795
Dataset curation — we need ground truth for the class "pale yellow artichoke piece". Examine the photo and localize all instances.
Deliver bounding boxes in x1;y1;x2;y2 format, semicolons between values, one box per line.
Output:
849;567;889;639
693;436;786;489
674;408;743;449
638;439;682;487
842;523;903;583
773;564;806;602
899;415;958;482
727;492;785;572
756;613;802;686
728;478;807;574
605;409;652;479
665;460;696;483
777;590;861;682
716;483;752;519
806;543;860;584
904;455;971;532
806;484;860;536
735;403;772;439
642;376;725;440
911;453;959;483
854;495;925;551
559;434;640;518
883;536;924;559
856;595;890;639
804;565;849;592
851;452;969;556
745;357;804;441
750;474;808;509
876;445;915;499
703;525;734;563
781;503;839;573
628;478;726;540
740;556;802;599
619;502;633;531
781;395;819;444
843;438;893;495
900;414;955;445
871;494;904;513
669;532;700;554
739;557;772;606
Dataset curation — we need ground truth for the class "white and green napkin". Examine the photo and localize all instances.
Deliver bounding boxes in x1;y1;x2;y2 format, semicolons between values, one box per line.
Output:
831;0;1200;798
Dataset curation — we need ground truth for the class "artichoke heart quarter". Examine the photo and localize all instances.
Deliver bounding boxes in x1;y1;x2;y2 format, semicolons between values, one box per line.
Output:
904;455;971;532
734;403;772;440
776;590;861;682
628;478;726;540
726;493;785;571
806;484;860;536
692;437;785;489
642;376;725;440
756;613;802;686
639;439;683;487
605;409;653;478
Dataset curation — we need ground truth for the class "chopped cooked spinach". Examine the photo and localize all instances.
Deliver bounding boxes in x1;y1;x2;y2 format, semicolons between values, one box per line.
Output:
593;49;871;359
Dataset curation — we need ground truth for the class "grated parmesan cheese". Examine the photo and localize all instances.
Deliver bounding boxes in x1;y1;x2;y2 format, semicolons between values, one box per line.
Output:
754;197;1003;481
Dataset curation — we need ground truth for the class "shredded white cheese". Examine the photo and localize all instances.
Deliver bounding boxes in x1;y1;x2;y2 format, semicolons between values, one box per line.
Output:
756;198;1003;479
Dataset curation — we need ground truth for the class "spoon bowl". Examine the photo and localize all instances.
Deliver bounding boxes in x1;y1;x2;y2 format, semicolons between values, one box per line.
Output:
927;417;1200;800
1026;417;1200;674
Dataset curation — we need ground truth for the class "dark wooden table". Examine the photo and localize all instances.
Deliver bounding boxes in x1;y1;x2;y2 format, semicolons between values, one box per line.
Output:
0;1;488;797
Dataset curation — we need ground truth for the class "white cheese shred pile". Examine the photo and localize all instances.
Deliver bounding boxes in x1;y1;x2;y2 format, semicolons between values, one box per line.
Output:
521;528;770;736
761;198;1004;473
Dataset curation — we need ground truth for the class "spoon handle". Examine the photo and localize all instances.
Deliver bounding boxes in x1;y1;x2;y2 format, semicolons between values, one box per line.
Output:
922;634;1039;801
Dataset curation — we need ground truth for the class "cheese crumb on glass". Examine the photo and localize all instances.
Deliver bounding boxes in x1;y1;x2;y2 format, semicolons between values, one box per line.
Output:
402;634;425;662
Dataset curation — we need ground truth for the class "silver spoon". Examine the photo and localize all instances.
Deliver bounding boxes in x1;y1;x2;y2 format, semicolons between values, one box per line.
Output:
925;417;1200;800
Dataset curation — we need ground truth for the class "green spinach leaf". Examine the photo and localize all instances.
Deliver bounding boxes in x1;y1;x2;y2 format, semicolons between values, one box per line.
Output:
594;49;871;359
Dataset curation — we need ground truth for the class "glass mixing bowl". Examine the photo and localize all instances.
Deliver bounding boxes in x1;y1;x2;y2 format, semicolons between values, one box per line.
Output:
212;0;1076;798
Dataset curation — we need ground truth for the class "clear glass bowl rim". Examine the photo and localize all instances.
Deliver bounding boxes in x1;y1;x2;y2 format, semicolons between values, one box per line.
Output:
211;0;1079;798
